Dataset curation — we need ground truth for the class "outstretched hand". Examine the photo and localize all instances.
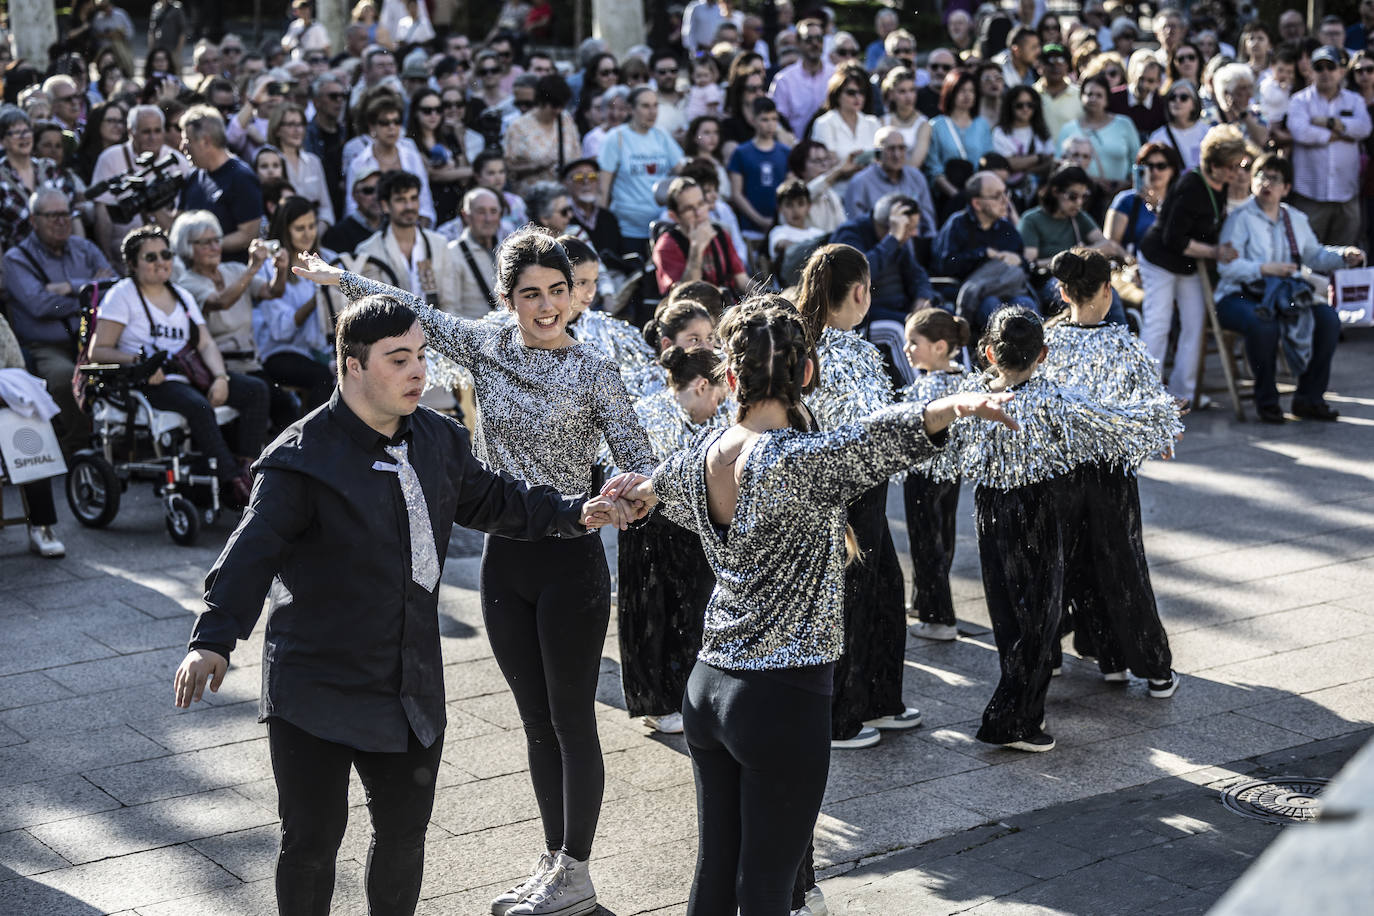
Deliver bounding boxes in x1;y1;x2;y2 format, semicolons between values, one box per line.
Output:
925;392;1020;434
173;649;227;708
291;252;344;286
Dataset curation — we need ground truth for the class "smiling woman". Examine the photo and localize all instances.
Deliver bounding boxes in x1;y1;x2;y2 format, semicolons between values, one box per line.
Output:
291;228;654;914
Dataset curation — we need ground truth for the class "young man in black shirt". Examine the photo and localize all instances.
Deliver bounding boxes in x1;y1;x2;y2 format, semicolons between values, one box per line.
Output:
173;296;630;916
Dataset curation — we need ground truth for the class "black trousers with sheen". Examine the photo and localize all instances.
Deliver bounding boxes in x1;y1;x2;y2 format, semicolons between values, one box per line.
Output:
902;472;961;625
268;717;443;916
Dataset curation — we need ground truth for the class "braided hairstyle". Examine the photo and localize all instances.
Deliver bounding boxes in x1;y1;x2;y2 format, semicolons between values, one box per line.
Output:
660;345;721;392
643;298;714;352
716;294;812;433
979;305;1045;373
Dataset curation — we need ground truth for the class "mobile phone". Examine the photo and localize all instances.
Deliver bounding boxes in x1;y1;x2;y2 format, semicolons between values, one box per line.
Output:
855;149;876;167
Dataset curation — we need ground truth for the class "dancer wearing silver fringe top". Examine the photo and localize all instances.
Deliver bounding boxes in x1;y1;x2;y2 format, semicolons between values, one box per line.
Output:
293;230;653;916
608;298;1018;915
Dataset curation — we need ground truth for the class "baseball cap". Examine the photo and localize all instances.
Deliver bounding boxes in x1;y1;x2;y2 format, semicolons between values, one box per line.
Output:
1041;43;1068;62
1312;45;1343;66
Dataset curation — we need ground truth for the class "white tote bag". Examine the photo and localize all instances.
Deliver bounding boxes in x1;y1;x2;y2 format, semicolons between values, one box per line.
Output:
0;408;67;485
1332;266;1374;328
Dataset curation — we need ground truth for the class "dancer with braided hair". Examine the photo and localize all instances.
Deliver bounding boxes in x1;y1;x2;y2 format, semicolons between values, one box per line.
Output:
795;243;922;750
607;297;1018;915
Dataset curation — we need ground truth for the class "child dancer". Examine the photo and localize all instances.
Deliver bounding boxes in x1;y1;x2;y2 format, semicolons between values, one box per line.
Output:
796;243;920;750
944;307;1179;752
293;229;654;916
609;297;1017;915
619;347;729;734
629;298;719;397
899;308;972;642
1041;248;1179;697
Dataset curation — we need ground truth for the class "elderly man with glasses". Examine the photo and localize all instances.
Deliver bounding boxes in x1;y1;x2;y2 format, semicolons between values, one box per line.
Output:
40;75;84;135
2;187;115;452
90;104;191;267
1287;45;1372;245
918;48;956;119
843;126;937;233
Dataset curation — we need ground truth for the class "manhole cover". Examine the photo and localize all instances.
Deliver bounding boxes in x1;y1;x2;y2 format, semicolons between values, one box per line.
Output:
1221;777;1329;824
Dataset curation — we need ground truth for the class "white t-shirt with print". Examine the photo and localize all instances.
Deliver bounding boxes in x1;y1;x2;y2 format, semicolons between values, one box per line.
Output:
98;279;207;376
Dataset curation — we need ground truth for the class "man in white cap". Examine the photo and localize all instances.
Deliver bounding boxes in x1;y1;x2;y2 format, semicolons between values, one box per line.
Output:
1287;45;1372;245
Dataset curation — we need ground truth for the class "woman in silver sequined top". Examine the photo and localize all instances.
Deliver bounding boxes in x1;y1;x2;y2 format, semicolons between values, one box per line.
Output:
610;299;1017;914
294;229;653;914
796;243;919;750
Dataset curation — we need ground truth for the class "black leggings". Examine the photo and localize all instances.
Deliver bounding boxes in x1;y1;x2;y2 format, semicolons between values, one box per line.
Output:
268;717;443;916
481;532;611;861
263;351;336;412
903;473;961;626
684;661;831;916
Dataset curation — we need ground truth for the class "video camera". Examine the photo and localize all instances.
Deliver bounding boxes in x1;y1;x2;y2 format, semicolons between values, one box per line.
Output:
84;152;186;223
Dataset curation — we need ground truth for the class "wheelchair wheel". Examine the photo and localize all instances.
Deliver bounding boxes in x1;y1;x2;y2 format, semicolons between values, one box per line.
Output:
165;494;200;546
65;453;121;528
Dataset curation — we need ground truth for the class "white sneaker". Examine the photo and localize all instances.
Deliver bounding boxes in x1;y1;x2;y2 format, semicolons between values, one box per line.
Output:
805;884;828;916
1148;672;1181;698
641;712;684;734
508;851;597;916
831;725;881;749
491;854;555;915
27;525;65;558
909;621;958;641
864;707;922;730
1103;671;1128;683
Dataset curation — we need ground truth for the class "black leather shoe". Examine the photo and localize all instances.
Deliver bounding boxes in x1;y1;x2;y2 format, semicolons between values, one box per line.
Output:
1292;399;1339;421
1256;404;1286;424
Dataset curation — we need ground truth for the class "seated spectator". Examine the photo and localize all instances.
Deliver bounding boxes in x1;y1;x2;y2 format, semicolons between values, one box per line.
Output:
843;125;936;234
488;73;539;134
354;170;460;315
582;86;632;159
809;63;881;198
1019;165;1128;319
323;164;383;254
72;100;128;186
1103;143;1183;307
0;107;82;252
90;104;190;269
992;85;1056;207
1148;79;1211;170
32;119;90;232
1057;76;1140;201
469;150;527;238
345;93;435;226
1212;63;1270;149
721;68;796;161
880;66;932;170
252;197;336;411
933;170;1038;328
786;139;855;232
89;226;265;505
652;176;749;300
1111;52;1167;138
926;68;994;199
563;156;628;265
600;87;685;258
767;178;827;264
169;211;300;429
450;187;500;319
1216;154;1363;423
684;115;733;202
0;312;66;556
918;50;956;118
676;157;749;270
177;105;264;263
727;97;791;231
227;73;288;163
1036;43;1084;140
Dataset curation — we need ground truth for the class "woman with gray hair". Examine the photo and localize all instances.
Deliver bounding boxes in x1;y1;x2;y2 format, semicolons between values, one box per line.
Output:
1210;62;1269;149
0;106;83;250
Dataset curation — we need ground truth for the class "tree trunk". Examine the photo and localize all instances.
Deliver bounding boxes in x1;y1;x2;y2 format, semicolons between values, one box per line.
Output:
592;0;645;57
11;0;58;70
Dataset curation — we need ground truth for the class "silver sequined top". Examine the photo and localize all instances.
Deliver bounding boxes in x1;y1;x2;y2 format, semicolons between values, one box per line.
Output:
1042;323;1168;405
940;372;1181;489
572;309;657;391
898;368;969;479
651;403;944;670
805;326;893;429
339;271;654;493
634;389;726;463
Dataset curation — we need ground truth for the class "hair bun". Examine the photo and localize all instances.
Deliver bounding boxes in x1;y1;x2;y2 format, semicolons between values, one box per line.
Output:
660;345;688;370
1049;250;1082;282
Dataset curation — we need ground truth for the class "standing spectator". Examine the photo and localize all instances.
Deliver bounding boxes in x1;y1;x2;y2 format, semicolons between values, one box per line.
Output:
505;75;580;197
770;18;833;133
177;105;264;262
574;52;620;133
354;170;459;315
71;101;127;185
946;10;976;57
918;50;956;118
450;187;500;318
0;313;66;556
866;7;899;70
0;108;82;252
582;87;631;159
90;0;136;75
270;104;335;234
148;0;187;62
1216;154;1360;423
881;67;931;171
1153;8;1187;67
810;65;880;198
190;41;224;95
1350;52;1374;253
1212;64;1270;149
1287;46;1373;246
1057;76;1140;202
305;76;347;219
684;115;732;202
1319;16;1347;53
408;87;482;227
651;52;687;142
1035;44;1082;139
43;76;85;136
348;46;397;111
323;166;383;254
728;97;791;231
1137;125;1248;405
652;176;749;297
219;35;246;82
996;27;1041;87
926;69;993;199
2;187;114;451
843;126;936;233
1167;42;1204;89
1278;10;1308;44
933;170;1038;327
1350;0;1374;52
91;105;189;267
598;88;684;258
1148;79;1211;170
1239;22;1275;78
720;71;784;162
282;0;331;61
682;0;743;56
344;95;435;227
227;74;286;163
976;62;1007;126
1112;53;1167;139
993;85;1056;204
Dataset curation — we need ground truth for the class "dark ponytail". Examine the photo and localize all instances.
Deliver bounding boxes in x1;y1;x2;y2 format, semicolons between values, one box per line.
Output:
795;243;871;345
555;234;598;269
643;299;713;351
907;308;970;354
1049;246;1112;307
660;345;721;391
979;305;1045;372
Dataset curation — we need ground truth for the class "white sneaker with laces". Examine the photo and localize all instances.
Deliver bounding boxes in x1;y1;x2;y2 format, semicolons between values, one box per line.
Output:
491;853;555;915
642;711;684;734
27;525;65;558
507;851;597;916
1148;672;1181;698
909;621;958;641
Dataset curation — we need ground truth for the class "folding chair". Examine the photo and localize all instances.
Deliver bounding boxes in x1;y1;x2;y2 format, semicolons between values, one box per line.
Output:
1195;263;1247;421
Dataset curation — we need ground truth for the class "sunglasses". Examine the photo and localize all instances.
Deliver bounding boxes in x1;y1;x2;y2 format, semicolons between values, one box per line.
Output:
514;99;535;110
1313;61;1339;72
1168;93;1192;102
1144;160;1171;170
375;117;402;127
442;99;465;109
834;48;859;58
745;83;764;93
498;50;513;59
1175;53;1198;63
929;63;953;72
1360;67;1374;75
306;56;328;65
841;87;864;97
322;91;346;101
800;34;824;44
1014;100;1035;109
656;67;679;76
597;68;619;77
141;249;175;263
417;105;441;115
356;184;379;196
477;67;500;76
223;47;244;55
893;46;915;56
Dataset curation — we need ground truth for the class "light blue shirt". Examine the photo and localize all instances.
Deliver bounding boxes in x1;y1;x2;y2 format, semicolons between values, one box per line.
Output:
924;116;993;182
253;261;329;362
1215;198;1348;302
598;124;685;241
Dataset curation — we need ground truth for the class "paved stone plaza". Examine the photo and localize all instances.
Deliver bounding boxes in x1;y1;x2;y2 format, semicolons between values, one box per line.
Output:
1;328;1371;915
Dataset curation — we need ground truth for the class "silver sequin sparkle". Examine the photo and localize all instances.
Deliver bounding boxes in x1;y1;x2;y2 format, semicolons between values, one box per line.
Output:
805;327;894;429
384;442;440;592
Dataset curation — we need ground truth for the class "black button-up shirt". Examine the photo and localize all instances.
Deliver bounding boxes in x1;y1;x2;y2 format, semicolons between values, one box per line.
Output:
189;391;590;752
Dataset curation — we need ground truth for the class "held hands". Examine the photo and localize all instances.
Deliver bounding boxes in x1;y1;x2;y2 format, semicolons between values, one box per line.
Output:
581;494;643;531
600;472;658;519
173;649;228;708
923;391;1020;434
292;252;345;286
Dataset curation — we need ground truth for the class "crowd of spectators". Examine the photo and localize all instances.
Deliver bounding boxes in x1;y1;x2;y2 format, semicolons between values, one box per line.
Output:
0;0;1369;513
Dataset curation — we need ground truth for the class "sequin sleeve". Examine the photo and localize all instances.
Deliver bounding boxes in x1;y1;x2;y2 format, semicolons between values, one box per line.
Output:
780;402;945;504
650;445;699;532
590;356;656;476
338;270;489;369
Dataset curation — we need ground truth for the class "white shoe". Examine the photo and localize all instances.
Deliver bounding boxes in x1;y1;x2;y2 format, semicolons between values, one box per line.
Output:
491;853;555;915
1051;666;1062;677
508;851;597;916
27;525;65;558
1103;670;1128;683
1148;672;1181;698
790;907;814;916
864;707;922;730
909;621;958;641
805;884;828;916
641;712;684;734
831;726;881;749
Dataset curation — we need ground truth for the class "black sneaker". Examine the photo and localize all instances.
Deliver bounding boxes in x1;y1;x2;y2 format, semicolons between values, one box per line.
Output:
1003;731;1056;752
1257;404;1286;424
1148;672;1181;698
1291;399;1339;421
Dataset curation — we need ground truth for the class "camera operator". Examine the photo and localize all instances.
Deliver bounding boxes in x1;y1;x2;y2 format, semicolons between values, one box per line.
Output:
90;105;190;270
2;187;116;453
177;105;264;264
